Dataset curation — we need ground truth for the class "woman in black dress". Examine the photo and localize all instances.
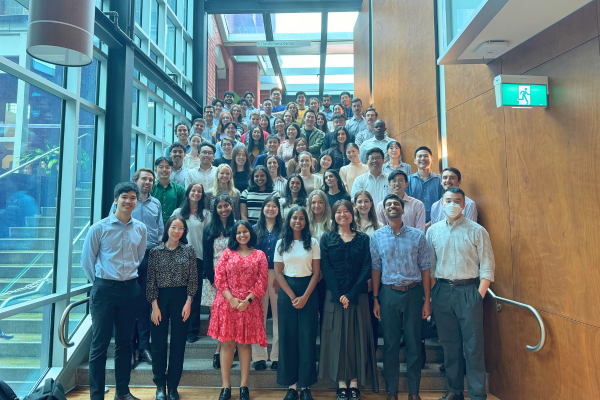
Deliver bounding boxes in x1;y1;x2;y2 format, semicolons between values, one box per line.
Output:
319;200;379;399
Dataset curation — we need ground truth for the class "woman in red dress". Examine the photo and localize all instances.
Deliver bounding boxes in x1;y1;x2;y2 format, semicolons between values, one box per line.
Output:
207;220;269;400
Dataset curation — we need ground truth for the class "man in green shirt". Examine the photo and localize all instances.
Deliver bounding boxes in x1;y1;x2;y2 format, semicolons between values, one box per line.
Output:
151;156;185;225
300;109;325;159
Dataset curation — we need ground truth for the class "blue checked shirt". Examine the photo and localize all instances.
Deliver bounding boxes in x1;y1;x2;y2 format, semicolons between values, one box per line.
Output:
370;224;430;286
406;171;444;223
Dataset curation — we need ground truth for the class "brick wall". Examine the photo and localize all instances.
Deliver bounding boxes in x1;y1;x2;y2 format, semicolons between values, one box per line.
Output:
260;90;271;104
234;63;260;100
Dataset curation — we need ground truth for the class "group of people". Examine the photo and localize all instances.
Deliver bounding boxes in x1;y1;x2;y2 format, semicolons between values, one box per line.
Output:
81;90;495;400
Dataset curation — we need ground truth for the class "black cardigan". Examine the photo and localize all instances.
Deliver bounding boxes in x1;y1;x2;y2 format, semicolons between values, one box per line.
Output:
319;231;372;304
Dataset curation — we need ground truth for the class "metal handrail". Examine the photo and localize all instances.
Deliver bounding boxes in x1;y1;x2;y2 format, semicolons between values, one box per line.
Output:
487;288;546;352
59;297;89;348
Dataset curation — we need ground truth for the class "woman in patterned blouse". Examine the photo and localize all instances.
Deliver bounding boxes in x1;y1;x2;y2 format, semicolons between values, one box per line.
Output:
147;216;198;400
207;220;269;400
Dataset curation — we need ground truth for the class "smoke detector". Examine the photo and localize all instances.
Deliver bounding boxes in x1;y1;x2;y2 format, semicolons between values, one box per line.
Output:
474;41;509;58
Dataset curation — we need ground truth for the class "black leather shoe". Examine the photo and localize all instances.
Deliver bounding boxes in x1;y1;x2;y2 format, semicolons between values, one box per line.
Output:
336;388;348;400
254;360;267;370
186;334;199;343
167;388;179;400
438;392;464;400
155;387;166;400
348;388;360;399
115;393;140;400
439;364;445;373
283;388;298;400
213;353;221;369
0;332;14;340
420;340;426;369
218;388;231;400
239;386;249;400
271;361;278;370
299;388;313;400
399;334;406;348
139;349;153;365
234;347;238;360
131;350;138;369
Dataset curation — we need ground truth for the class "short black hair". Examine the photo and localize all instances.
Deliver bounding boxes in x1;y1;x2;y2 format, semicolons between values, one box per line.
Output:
161;215;188;244
227;220;257;250
414;146;432;157
154;156;174;168
203;104;215;112
296;91;306;98
199;142;216;154
170;142;186;153
212;98;224;107
442;167;462;182
237;98;248;106
365;107;378;117
270;87;282;94
444;186;465;200
262;97;273;104
114;182;140;199
351;98;362;105
383;193;405;209
224;91;235;98
388;170;408;183
303;109;317;119
365;147;385;160
266;134;280;144
244;91;255;99
340;91;352;98
332;113;346;121
387;140;401;151
322;94;331;99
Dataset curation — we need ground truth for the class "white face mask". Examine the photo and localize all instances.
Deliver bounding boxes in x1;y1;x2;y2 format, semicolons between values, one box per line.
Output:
443;202;463;219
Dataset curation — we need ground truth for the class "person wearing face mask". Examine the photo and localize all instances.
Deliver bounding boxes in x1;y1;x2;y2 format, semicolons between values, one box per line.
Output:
426;187;495;400
428;168;477;228
406;146;444;224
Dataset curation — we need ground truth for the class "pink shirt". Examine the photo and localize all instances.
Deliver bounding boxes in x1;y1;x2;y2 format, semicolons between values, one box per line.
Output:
376;193;426;232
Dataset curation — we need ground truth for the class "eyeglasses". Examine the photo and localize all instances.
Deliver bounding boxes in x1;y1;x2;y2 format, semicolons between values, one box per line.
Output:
368;157;383;162
201;151;214;156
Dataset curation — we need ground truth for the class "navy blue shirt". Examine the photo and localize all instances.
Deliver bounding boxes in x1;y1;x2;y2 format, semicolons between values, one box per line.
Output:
252;154;288;178
252;224;278;270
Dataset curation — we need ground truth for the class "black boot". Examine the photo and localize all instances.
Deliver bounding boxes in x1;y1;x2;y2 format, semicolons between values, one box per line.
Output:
168;388;179;400
131;350;138;369
213;353;221;369
155;387;167;400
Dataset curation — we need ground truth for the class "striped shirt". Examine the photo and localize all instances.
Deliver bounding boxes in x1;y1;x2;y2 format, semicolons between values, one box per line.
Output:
273;176;287;197
240;189;280;225
370;224;430;286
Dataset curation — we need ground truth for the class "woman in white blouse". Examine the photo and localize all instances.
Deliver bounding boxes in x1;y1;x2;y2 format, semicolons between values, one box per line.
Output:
298;151;323;197
340;143;367;195
353;190;384;236
183;134;203;170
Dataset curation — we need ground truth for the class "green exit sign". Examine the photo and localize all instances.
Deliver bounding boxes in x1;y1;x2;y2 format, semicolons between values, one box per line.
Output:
494;75;548;108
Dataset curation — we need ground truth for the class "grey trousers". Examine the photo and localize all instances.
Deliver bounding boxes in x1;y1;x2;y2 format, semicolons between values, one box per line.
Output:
432;282;487;400
379;284;424;395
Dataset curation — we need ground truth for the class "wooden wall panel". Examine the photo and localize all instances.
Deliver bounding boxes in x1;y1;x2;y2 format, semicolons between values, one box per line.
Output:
501;2;598;75
353;0;370;39
504;39;600;327
394;117;440;174
444;58;501;111
353;24;371;105
445;91;513;298
372;0;400;135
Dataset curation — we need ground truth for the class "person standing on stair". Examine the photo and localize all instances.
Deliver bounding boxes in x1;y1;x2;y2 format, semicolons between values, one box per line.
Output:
116;169;164;369
82;182;147;400
207;220;269;400
370;193;431;400
147;216;198;400
427;187;495;400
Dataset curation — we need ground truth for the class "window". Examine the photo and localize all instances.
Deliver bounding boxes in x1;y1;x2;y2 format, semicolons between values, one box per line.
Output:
130;134;137;179
81;58;100;104
135;0;142;27
151;0;159;44
271;13;321;40
167;0;176;13
167;18;176;62
132;87;139;126
147;98;156;134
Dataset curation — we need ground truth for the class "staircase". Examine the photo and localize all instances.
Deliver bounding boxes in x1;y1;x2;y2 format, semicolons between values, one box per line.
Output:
0;182;92;398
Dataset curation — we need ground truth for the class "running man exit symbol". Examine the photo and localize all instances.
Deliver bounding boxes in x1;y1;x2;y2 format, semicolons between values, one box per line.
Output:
518;86;530;105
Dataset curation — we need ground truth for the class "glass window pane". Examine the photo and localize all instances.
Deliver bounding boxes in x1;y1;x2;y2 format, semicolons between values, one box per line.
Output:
81;58;100;104
132;87;139;126
183;0;188;30
135;0;142;27
130;134;136;180
284;75;320;84
167;0;176;13
324;74;354;83
167;18;176;62
446;0;484;45
0;306;52;398
164;110;174;143
67;297;89;336
182;40;188;76
325;54;354;68
150;51;158;64
271;13;321;40
327;12;359;33
146;140;154;168
224;14;265;35
151;0;159;43
147;99;156;134
280;55;320;69
0;75;63;296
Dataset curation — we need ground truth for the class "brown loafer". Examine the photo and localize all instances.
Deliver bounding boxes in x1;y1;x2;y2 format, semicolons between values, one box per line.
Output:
408;395;421;400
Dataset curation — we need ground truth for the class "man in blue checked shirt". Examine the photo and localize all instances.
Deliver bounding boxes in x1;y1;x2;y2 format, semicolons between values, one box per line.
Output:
370;193;431;400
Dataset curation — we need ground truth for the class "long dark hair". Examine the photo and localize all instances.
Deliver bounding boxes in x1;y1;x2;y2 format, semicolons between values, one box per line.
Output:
161;215;189;244
204;195;235;242
180;183;207;222
316;150;334;174
265;154;282;178
247;126;266;154
331;199;357;232
232;146;252;178
331;126;350;152
322;169;347;195
247;165;274;192
316;111;329;133
259;115;273;135
227;220;257;250
283;173;307;208
254;195;283;243
277;205;312;255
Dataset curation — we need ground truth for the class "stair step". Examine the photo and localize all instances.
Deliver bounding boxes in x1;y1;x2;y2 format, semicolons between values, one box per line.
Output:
0;239;85;251
0;251;81;264
0;265;87;279
0;278;88;292
8;227;87;239
28;216;90;228
2;312;86;333
76;359;449;390
41;207;91;217
0;358;42;381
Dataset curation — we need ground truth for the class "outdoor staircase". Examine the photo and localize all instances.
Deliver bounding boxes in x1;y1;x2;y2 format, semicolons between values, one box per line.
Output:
0;182;92;398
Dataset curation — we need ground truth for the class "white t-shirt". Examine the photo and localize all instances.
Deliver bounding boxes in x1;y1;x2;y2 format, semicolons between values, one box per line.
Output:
273;237;321;277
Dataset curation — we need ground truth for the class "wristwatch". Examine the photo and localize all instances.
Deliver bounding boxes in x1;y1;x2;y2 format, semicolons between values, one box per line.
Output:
186;297;192;302
246;297;253;304
372;296;379;300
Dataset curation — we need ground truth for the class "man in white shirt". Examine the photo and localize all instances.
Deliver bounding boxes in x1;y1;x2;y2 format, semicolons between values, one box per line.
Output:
169;143;188;187
346;98;368;138
429;167;477;228
185;142;216;189
376;170;425;231
359;120;394;164
203;105;218;140
351;147;388;206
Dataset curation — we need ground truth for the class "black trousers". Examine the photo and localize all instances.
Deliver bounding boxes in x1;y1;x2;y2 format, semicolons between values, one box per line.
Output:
187;258;204;339
132;250;151;351
368;291;380;340
150;287;190;389
89;278;140;400
277;275;318;388
316;279;326;335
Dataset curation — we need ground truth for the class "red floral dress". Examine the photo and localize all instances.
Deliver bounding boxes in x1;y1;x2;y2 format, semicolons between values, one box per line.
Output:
207;248;269;346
